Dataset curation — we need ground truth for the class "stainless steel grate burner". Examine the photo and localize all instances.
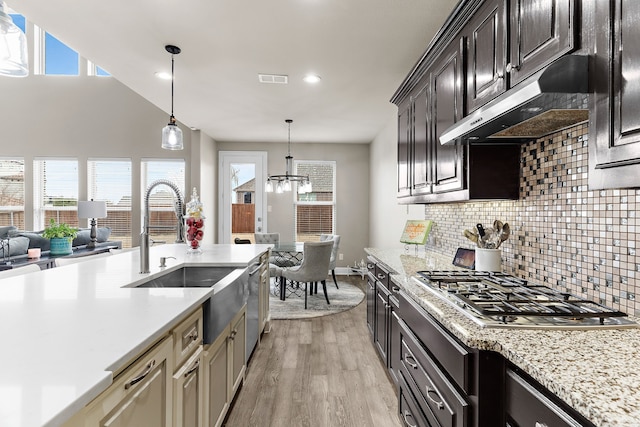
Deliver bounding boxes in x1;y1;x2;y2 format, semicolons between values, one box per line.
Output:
413;271;637;329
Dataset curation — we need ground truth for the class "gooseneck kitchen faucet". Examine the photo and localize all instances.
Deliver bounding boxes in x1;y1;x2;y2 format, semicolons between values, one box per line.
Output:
140;179;184;273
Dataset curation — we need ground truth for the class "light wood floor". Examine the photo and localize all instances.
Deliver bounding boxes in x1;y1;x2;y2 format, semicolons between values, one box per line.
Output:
223;276;402;427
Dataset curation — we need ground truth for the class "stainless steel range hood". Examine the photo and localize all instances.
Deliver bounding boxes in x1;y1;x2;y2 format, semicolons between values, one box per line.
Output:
440;55;589;145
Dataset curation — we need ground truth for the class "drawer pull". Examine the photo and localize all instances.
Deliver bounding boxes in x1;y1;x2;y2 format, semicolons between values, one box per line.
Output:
404;354;418;369
535;423;548;427
402;410;417;427
426;386;445;410
392;286;400;292
184;359;200;378
124;359;156;390
377;273;386;280
367;263;374;269
230;330;237;340
185;329;199;342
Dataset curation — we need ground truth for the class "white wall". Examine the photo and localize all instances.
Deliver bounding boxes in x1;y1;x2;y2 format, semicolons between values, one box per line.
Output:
216;140;370;267
369;108;424;249
1;75;195;246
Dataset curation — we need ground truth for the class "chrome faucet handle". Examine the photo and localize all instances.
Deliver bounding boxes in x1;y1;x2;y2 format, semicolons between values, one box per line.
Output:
159;256;176;268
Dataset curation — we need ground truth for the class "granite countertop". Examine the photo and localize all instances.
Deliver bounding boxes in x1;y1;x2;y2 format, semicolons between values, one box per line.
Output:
0;243;271;427
366;248;640;427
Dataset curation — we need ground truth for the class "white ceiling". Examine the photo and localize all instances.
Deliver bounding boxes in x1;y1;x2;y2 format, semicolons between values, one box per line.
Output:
12;0;457;144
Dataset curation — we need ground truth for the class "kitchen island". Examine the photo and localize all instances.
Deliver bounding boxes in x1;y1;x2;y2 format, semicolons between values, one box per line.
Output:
366;248;640;427
0;243;271;427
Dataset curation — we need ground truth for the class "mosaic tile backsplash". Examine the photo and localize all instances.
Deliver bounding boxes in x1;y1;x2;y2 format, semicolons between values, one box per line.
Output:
423;123;640;316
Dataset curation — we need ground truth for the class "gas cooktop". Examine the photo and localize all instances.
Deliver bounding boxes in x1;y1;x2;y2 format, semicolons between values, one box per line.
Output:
413;271;638;329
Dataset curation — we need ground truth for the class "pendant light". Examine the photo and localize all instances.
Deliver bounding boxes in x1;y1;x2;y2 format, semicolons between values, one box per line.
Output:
161;44;183;150
265;119;312;193
0;1;28;77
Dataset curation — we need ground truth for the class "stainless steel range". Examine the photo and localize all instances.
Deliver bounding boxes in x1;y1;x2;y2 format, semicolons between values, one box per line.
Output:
413;270;638;329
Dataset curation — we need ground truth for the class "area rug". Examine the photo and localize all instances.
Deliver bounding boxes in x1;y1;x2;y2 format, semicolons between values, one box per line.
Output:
269;279;365;319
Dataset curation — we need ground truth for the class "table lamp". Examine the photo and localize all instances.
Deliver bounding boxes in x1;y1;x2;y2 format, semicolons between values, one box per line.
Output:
78;200;107;249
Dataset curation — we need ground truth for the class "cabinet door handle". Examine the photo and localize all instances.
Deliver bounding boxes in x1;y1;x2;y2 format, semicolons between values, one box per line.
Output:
367;263;374;269
402;410;417;427
186;328;199;342
124;359;156;390
506;62;520;73
535;423;549;427
392;286;400;292
403;353;418;369
184;359;200;378
426;386;445;410
230;330;237;340
377;273;386;280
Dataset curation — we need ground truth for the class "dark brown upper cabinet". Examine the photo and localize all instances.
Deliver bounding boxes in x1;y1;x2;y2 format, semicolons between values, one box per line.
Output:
589;0;640;189
465;0;575;113
465;0;507;113
397;97;411;198
508;0;575;85
431;41;466;195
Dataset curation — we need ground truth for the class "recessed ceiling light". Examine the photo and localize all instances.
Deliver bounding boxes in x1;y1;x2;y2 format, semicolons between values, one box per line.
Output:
155;71;172;80
303;74;321;84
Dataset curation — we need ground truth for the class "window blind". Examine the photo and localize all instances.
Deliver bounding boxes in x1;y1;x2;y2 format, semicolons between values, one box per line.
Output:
0;158;25;228
33;159;78;229
88;159;132;248
294;161;336;242
141;159;186;245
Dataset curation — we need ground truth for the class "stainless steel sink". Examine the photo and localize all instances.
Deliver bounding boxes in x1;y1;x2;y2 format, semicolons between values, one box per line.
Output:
134;266;249;344
135;266;237;288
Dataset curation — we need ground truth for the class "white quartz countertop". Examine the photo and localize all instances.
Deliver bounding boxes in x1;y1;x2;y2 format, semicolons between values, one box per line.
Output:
0;243;270;427
366;248;640;427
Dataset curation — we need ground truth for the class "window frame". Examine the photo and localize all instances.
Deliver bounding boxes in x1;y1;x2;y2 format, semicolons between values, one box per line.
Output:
0;158;25;229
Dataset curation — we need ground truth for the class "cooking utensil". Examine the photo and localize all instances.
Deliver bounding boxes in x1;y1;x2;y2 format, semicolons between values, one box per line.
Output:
496;223;510;248
463;229;480;246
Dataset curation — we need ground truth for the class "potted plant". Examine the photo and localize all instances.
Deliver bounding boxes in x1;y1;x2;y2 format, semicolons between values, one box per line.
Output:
42;219;78;256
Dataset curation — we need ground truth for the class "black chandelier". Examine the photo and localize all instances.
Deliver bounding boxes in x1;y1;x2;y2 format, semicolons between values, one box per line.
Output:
265;119;312;193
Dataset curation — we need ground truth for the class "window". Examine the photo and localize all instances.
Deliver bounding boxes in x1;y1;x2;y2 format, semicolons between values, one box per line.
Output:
33;159;79;229
88;159;132;248
294;161;336;242
141;159;185;245
87;60;110;77
44;32;79;75
0;159;25;229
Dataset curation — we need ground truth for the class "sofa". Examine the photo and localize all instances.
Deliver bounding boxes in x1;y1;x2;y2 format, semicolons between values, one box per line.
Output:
0;225;122;262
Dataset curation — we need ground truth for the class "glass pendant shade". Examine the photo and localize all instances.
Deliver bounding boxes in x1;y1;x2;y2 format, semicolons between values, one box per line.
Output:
276;181;283;193
162;117;183;150
0;2;28;77
161;45;183;150
265;178;273;193
283;178;291;192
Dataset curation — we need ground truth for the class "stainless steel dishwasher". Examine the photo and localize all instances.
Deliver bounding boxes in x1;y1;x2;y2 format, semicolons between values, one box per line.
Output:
245;258;262;362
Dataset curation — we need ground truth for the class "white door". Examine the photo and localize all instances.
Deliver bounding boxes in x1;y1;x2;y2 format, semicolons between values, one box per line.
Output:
218;151;267;244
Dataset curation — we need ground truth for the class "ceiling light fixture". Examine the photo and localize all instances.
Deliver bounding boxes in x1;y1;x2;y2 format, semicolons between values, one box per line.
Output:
303;74;321;84
265;119;312;194
161;44;183;150
0;1;28;77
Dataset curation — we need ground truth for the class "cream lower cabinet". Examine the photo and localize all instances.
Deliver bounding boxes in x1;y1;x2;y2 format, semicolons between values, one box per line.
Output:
82;336;174;427
203;305;246;427
173;346;204;427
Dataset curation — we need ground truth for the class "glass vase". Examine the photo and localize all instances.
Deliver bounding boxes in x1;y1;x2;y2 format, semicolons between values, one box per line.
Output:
185;216;204;253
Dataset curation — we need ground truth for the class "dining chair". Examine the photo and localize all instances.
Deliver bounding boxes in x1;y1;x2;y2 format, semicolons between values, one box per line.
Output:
254;232;279;245
319;234;341;289
234;237;251;244
278;240;333;309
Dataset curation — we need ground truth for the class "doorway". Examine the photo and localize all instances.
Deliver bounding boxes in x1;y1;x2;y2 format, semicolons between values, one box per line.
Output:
218;151;268;244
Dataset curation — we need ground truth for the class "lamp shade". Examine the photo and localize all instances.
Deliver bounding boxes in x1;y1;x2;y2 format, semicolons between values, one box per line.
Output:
78;200;107;219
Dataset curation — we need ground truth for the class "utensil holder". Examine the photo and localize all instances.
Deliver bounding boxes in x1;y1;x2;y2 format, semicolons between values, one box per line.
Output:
475;248;501;272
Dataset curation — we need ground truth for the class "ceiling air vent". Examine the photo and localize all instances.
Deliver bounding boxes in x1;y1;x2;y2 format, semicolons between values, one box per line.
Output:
258;73;288;84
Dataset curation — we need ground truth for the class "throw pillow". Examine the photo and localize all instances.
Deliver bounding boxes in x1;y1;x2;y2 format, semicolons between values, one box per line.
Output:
0;236;30;257
72;230;91;247
96;227;112;243
0;225;17;239
8;230;50;252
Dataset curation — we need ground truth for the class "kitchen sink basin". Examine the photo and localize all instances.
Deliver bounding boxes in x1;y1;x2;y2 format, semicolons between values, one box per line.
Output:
132;266;250;344
135;266;237;288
